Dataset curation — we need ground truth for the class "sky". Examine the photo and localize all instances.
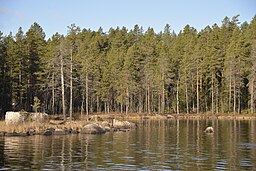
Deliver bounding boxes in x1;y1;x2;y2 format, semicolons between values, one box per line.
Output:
0;0;255;39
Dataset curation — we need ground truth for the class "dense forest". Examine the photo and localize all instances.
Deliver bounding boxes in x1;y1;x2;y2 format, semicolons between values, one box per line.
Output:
0;15;256;119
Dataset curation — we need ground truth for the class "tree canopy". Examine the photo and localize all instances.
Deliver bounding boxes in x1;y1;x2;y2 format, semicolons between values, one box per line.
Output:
1;15;256;118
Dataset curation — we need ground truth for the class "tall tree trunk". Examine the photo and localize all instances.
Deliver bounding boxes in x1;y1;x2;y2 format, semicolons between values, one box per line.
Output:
96;95;99;113
185;76;189;114
147;83;150;114
107;101;110;113
81;95;84;119
238;78;241;114
161;73;165;114
158;94;161;114
177;75;180;115
52;72;55;114
216;84;219;114
251;76;255;113
90;94;93;113
19;61;22;109
130;94;133;113
85;72;89;118
229;68;232;113
60;47;66;121
139;91;142;113
120;101;123;113
145;88;147;113
192;77;195;113
125;87;129;115
104;101;107;114
196;67;199;114
233;76;236;114
211;71;214;114
70;49;73;121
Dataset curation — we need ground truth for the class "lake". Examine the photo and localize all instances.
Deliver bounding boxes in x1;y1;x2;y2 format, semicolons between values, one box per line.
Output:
0;119;256;170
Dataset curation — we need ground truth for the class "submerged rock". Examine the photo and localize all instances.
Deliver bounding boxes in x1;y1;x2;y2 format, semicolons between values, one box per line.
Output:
53;128;67;135
81;123;106;134
204;126;214;133
5;132;28;137
43;129;53;136
0;132;6;136
70;129;79;134
27;128;36;136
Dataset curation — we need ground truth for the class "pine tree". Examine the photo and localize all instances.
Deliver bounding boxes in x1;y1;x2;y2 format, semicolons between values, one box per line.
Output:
179;25;197;113
246;16;256;113
15;27;26;110
5;33;19;110
67;24;80;120
25;22;46;111
0;31;12;117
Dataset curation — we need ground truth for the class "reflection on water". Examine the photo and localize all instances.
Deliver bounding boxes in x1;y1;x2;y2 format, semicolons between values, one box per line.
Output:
0;119;256;170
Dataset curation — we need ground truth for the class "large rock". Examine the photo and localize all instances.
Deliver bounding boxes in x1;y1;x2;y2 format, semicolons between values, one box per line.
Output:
5;111;49;124
80;123;106;134
112;119;136;129
204;126;214;133
5;111;23;124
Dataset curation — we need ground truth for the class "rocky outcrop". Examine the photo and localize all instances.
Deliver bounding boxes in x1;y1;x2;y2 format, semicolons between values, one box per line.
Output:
2;117;136;137
5;112;24;124
80;123;106;134
5;111;49;124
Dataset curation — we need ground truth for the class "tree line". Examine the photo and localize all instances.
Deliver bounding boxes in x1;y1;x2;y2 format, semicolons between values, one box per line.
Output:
0;15;256;119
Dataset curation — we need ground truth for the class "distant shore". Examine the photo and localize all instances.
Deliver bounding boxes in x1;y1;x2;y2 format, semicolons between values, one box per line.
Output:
90;113;256;120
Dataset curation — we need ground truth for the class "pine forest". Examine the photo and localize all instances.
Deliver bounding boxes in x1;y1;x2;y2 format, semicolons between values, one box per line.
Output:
0;15;256;119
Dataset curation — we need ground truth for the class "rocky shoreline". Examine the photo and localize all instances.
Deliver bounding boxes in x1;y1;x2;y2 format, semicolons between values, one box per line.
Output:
1;112;256;137
0;119;136;137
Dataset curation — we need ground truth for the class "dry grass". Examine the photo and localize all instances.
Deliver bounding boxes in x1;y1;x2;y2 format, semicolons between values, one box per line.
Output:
0;120;90;133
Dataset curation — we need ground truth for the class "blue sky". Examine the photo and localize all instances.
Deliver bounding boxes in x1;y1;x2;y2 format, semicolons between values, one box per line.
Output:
0;0;255;39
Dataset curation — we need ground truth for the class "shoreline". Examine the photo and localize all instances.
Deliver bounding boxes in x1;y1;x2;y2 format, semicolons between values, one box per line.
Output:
1;113;255;137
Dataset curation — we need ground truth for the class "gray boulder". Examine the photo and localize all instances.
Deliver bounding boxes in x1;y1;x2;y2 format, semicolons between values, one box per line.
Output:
81;123;106;134
204;126;214;133
43;129;53;136
112;119;136;129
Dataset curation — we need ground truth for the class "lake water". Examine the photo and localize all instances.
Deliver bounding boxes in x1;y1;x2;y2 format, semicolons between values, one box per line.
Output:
0;119;256;170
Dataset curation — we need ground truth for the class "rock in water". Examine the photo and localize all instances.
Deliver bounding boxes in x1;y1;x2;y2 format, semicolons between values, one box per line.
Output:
80;123;106;134
204;126;214;133
43;129;53;136
112;119;136;129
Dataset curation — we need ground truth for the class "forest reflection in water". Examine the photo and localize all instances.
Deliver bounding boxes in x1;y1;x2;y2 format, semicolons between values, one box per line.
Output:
0;119;256;170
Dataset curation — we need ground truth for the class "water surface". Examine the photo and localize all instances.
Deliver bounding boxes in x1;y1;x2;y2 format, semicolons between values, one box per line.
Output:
0;119;256;170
